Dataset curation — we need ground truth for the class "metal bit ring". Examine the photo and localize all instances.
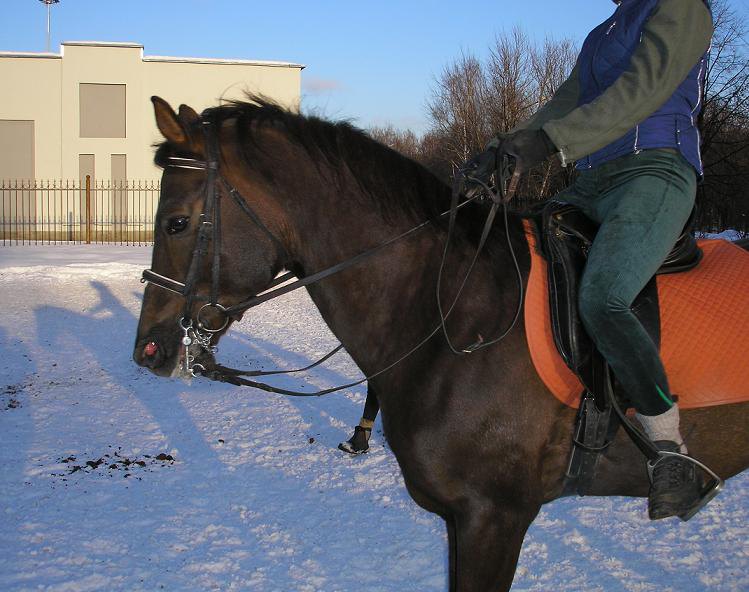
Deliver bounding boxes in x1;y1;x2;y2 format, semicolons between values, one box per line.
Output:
197;303;229;333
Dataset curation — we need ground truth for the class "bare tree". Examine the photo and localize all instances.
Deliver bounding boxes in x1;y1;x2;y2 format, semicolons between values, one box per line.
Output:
427;52;489;169
367;124;421;161
424;28;577;199
524;36;578;199
530;37;578;110
700;0;749;156
484;27;535;133
698;0;749;235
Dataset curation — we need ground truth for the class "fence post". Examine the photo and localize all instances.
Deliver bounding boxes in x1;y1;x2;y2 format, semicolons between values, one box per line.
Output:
85;175;91;244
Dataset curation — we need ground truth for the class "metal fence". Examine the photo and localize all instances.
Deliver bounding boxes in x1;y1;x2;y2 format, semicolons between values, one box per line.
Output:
0;178;161;245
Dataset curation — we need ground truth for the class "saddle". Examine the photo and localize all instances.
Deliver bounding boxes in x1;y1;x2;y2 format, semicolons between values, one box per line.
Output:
532;201;703;495
540;201;702;398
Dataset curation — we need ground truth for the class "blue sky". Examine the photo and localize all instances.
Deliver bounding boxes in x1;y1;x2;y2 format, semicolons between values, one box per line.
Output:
3;0;748;134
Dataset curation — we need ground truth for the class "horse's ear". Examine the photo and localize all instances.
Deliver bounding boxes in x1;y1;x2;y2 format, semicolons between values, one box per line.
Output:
178;104;200;126
152;96;190;146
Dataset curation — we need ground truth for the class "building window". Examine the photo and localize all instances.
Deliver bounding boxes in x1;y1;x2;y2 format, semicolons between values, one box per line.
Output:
111;154;127;223
79;83;126;138
79;154;96;221
79;154;95;182
0;120;34;180
0;120;35;228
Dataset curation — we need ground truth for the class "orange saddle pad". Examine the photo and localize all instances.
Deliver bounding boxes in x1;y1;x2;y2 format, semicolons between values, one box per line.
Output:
524;221;749;409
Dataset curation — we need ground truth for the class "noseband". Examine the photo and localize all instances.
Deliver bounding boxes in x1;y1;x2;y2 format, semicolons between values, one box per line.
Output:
141;111;524;393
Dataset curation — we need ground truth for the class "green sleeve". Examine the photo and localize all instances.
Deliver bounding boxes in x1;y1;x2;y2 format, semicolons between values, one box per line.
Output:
513;64;580;132
542;0;713;164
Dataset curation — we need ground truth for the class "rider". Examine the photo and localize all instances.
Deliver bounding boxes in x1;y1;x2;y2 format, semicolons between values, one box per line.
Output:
482;0;714;519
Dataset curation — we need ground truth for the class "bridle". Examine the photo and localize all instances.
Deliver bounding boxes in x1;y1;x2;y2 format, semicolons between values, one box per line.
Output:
141;111;524;395
142;114;230;376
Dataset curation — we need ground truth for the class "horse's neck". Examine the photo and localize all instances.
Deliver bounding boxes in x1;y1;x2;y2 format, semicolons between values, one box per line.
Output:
286;172;527;378
290;192;437;373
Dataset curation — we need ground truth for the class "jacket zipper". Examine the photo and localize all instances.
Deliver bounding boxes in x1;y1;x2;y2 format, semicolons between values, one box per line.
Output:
590;18;618;91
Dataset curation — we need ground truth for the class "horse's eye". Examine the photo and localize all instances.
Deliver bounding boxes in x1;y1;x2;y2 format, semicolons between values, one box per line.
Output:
166;216;190;235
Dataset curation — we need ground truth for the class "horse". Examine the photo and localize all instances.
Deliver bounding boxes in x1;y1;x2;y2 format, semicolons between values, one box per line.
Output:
133;96;749;592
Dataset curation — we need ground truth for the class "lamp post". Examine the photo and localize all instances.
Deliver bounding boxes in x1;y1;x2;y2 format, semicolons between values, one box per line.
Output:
39;0;60;53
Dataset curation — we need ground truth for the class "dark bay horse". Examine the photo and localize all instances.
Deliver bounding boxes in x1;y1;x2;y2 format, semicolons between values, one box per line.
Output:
133;96;749;592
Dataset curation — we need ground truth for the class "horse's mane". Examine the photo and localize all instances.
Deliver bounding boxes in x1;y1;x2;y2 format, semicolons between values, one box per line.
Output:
155;95;453;222
233;96;455;223
155;95;527;250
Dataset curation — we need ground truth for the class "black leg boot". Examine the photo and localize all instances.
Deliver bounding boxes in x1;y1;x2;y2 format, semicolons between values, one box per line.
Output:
338;426;371;454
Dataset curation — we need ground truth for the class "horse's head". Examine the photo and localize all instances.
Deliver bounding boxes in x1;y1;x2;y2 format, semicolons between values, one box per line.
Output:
133;96;289;377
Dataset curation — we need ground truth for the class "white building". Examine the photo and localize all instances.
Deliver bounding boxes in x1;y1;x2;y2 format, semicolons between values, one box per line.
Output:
0;41;304;182
0;42;303;243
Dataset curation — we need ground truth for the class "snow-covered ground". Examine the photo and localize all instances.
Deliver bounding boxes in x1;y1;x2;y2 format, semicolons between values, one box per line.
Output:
0;245;746;592
699;229;747;241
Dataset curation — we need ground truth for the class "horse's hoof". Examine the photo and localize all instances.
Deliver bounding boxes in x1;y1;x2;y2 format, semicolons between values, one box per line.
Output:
338;426;371;454
338;440;368;454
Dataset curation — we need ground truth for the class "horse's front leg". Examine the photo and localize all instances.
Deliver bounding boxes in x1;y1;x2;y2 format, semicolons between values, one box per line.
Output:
338;385;379;454
449;500;538;592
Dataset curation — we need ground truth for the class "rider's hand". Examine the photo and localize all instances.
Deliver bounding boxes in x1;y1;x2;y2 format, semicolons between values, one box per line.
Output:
497;129;557;175
460;136;505;197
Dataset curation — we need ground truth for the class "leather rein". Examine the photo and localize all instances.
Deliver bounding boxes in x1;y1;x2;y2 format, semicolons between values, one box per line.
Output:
141;114;523;396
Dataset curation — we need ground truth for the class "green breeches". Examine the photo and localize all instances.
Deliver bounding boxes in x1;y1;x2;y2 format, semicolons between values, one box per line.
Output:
558;149;697;416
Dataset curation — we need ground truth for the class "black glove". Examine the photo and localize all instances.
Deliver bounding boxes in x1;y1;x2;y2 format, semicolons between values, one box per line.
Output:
459;134;509;197
460;146;498;189
497;129;557;175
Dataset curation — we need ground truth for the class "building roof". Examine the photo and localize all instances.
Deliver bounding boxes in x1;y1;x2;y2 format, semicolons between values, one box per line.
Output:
0;51;60;59
0;41;304;69
63;41;144;48
143;55;304;68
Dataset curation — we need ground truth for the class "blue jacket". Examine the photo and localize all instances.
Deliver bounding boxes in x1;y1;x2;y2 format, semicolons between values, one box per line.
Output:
574;0;711;176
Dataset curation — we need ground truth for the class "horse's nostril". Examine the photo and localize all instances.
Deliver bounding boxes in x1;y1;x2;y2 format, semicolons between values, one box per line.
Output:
144;341;159;357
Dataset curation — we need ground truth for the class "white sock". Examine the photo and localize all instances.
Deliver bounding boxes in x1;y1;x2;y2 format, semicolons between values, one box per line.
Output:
635;404;688;453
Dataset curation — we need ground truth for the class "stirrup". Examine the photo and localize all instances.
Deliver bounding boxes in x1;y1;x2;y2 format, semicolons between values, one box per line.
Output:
647;450;724;522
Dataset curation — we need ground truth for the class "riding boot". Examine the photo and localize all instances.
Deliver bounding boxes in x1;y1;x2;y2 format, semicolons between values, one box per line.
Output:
338;426;371;454
647;440;702;520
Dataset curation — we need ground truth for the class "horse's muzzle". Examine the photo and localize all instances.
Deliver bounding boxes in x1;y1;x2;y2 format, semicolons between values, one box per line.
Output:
133;335;175;376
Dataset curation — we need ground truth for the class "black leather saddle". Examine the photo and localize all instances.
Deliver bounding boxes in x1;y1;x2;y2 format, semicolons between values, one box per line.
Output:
535;200;703;495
